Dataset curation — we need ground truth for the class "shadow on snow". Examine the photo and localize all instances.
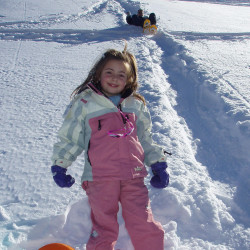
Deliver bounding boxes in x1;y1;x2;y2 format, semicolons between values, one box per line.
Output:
0;25;142;44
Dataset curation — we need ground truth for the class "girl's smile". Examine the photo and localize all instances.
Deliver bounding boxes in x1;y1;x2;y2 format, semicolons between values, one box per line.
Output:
100;59;129;96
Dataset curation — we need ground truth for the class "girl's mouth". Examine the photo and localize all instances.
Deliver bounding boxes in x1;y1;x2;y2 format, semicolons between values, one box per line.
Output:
108;83;118;88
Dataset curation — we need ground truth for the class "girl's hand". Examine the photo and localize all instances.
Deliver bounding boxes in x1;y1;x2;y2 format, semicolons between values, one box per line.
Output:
51;165;75;188
150;162;169;189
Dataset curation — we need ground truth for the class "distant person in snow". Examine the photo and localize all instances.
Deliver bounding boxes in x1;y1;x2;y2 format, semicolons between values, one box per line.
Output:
126;9;156;28
50;41;169;249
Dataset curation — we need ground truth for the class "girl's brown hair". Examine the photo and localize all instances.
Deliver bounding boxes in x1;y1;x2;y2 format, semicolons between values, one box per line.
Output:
71;42;145;104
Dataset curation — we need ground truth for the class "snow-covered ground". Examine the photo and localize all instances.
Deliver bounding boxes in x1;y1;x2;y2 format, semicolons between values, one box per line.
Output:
0;0;249;249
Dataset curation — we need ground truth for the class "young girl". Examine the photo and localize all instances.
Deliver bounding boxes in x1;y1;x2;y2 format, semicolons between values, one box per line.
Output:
51;42;169;250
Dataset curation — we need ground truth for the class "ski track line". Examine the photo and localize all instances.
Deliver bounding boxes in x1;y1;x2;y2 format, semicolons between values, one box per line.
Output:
4;0;28;78
179;0;250;7
217;74;250;109
11;40;22;73
169;31;250;41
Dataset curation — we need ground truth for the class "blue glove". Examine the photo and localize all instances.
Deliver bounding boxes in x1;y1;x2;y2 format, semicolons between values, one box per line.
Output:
150;162;169;189
51;165;75;188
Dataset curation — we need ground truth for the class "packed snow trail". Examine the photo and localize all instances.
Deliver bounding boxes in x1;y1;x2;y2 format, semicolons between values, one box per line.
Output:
150;30;250;223
0;0;249;249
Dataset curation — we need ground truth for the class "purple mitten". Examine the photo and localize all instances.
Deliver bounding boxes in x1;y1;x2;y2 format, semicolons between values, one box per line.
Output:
51;165;75;188
150;162;169;188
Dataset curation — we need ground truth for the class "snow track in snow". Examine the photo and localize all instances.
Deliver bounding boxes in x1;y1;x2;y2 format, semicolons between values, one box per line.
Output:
148;29;250;226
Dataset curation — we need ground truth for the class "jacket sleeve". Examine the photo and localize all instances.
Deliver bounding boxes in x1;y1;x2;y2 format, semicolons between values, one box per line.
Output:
136;103;167;166
126;15;133;25
51;97;86;168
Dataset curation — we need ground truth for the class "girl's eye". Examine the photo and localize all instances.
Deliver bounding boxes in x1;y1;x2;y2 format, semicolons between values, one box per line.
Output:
119;74;126;78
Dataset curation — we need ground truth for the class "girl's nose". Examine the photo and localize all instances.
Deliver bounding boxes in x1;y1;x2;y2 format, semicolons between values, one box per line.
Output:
112;74;118;82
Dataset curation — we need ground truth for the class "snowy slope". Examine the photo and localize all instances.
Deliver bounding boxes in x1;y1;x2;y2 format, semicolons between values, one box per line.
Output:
0;0;249;249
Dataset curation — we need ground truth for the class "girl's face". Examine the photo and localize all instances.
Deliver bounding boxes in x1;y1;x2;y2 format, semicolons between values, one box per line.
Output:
100;59;129;97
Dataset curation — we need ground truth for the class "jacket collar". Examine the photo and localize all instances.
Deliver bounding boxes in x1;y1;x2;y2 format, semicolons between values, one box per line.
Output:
87;82;133;100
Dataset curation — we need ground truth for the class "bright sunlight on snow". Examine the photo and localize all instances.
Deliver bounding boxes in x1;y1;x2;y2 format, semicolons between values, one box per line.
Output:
0;0;249;249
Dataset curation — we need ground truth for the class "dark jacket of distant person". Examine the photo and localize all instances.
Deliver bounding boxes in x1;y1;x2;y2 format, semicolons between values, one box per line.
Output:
126;9;156;28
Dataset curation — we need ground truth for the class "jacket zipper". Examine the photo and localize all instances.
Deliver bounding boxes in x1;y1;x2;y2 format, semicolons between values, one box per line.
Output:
118;104;127;124
87;141;92;165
